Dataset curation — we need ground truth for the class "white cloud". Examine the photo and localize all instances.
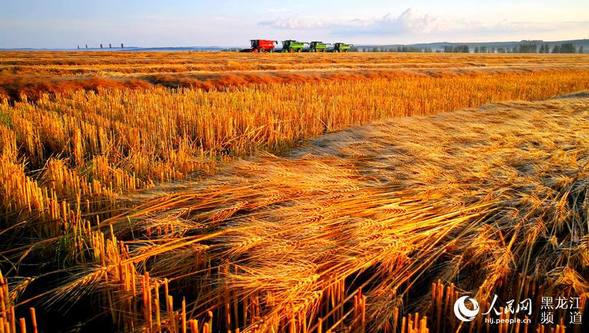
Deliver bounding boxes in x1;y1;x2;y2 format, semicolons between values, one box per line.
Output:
258;8;589;43
259;9;459;33
259;17;336;30
375;9;443;34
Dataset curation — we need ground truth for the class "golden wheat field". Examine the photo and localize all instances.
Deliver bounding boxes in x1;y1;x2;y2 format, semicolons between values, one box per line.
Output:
0;52;588;333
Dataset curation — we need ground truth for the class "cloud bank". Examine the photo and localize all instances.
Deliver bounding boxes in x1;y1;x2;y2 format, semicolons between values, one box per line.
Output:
259;8;589;43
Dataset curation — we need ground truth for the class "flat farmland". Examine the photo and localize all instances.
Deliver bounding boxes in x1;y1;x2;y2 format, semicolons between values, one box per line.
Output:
2;52;589;100
0;52;588;332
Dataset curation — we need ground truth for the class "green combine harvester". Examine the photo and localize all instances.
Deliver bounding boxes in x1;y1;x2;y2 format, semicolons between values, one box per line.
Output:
309;41;328;52
333;42;352;52
282;40;306;52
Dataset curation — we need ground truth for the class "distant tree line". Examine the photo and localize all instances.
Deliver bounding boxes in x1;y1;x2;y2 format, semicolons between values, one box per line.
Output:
357;41;585;54
513;42;580;53
445;42;584;54
443;45;469;53
360;46;432;52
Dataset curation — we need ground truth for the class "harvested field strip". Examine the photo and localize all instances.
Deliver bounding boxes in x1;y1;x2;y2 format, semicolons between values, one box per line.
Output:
1;71;589;250
2;52;589;73
2;52;589;100
6;95;588;332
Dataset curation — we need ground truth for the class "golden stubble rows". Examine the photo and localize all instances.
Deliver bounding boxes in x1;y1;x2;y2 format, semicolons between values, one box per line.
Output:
0;53;588;332
3;95;587;332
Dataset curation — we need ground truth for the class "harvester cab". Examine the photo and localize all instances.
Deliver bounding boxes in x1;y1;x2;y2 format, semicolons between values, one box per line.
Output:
282;40;307;53
333;43;352;52
309;41;328;52
245;39;278;52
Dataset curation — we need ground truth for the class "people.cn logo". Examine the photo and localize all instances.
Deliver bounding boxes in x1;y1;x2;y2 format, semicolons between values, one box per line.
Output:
454;296;480;322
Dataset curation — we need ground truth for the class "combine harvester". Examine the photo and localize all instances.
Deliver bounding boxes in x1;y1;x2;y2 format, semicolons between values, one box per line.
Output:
241;39;278;52
282;40;307;52
241;39;353;53
281;41;353;52
309;41;328;52
333;42;352;52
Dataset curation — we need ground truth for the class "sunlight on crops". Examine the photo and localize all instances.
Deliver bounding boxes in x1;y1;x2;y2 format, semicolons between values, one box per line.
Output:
0;52;588;332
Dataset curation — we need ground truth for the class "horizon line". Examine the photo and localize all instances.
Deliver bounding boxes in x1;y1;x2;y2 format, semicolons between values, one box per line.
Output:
1;37;588;51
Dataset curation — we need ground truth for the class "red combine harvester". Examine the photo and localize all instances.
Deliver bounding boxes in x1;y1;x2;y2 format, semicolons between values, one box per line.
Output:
242;40;278;52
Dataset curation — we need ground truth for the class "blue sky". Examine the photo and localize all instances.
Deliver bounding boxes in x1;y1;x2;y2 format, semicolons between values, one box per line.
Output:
1;0;588;48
